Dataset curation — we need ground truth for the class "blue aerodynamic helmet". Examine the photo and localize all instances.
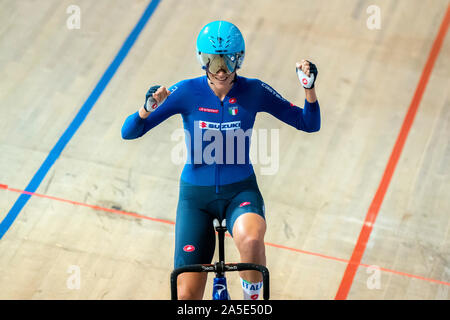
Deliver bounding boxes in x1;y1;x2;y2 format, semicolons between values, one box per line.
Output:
196;21;245;74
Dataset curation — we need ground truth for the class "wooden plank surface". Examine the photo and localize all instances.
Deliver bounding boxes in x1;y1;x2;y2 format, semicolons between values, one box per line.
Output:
0;0;448;299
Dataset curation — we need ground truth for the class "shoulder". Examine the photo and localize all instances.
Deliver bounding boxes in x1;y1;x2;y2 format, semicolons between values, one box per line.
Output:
168;76;205;93
163;76;205;112
240;77;289;106
255;79;287;102
236;76;275;95
236;75;262;89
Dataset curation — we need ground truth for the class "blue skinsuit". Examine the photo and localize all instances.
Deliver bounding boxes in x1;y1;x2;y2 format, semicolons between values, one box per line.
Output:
121;75;321;268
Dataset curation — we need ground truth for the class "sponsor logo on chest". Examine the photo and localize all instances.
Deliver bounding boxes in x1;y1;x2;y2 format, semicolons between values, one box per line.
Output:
198;107;219;113
198;120;241;131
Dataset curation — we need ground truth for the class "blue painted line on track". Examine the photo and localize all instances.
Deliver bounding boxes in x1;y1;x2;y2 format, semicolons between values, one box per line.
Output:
0;0;161;239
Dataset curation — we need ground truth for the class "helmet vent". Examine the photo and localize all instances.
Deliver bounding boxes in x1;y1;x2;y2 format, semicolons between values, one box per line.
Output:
208;35;232;50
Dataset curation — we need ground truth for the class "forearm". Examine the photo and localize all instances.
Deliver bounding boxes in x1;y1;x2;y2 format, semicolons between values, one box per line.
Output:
139;106;151;119
305;87;317;103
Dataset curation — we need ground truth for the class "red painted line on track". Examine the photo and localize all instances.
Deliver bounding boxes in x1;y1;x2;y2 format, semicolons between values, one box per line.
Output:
4;185;174;226
1;184;449;288
263;241;349;264
335;4;450;300
358;263;450;287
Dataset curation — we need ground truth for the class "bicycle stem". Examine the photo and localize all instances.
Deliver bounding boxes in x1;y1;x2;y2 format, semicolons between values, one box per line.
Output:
216;225;227;278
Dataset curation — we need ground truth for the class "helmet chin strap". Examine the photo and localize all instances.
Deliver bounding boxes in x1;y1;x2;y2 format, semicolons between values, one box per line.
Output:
231;73;237;84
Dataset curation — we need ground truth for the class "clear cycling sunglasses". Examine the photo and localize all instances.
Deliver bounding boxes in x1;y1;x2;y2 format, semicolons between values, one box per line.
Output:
197;52;240;74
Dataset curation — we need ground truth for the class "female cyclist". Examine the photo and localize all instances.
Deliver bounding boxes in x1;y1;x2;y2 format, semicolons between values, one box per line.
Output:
121;20;321;300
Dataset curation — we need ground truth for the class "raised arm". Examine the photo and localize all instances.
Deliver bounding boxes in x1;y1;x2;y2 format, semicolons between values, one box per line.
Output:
259;59;321;132
121;83;182;139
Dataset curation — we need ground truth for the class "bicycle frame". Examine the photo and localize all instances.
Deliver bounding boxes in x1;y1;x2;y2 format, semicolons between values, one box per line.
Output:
170;219;270;300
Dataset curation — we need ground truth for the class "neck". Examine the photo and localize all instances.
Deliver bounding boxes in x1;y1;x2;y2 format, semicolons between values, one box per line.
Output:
207;73;237;101
208;83;231;101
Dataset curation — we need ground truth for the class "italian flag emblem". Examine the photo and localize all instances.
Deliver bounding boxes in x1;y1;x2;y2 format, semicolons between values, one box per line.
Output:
228;106;238;116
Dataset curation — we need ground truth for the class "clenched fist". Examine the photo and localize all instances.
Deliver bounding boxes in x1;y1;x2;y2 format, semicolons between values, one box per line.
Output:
144;85;171;112
296;60;318;89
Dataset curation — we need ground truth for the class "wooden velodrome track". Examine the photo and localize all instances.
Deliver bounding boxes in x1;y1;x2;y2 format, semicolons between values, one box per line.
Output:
0;0;449;300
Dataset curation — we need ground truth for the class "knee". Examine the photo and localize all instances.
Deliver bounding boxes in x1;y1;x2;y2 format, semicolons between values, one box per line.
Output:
237;234;265;255
232;213;266;256
176;273;206;300
177;283;203;300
